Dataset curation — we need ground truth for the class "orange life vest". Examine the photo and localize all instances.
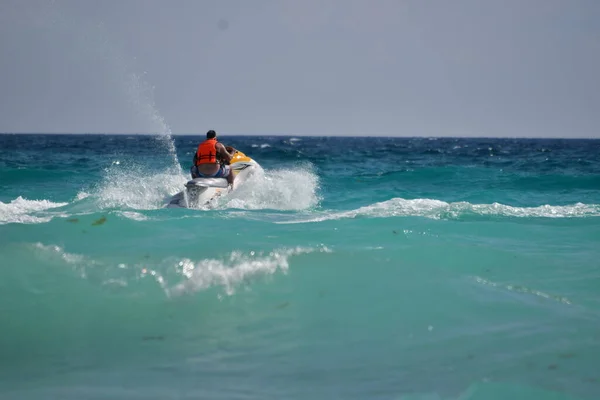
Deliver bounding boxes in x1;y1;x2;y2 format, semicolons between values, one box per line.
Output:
195;138;218;165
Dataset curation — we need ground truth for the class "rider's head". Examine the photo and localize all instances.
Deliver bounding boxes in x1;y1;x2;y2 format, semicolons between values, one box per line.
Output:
206;130;217;139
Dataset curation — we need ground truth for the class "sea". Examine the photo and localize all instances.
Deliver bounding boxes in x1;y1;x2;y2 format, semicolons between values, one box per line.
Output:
1;133;599;400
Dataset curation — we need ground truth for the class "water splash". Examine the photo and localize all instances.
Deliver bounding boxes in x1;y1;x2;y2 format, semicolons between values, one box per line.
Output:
215;165;321;211
94;164;186;210
125;72;182;173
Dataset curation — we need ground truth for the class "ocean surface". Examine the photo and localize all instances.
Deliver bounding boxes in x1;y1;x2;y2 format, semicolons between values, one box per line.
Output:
1;133;599;400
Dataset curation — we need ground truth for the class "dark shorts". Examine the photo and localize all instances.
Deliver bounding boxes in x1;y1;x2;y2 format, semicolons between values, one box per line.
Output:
191;165;231;179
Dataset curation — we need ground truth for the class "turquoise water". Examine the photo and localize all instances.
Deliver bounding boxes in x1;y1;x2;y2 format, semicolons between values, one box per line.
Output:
1;133;599;399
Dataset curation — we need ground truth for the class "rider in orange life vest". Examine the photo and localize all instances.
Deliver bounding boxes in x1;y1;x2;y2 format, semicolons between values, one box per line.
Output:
191;130;237;187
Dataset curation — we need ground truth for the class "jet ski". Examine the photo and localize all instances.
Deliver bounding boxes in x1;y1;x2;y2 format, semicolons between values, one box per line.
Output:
167;149;260;208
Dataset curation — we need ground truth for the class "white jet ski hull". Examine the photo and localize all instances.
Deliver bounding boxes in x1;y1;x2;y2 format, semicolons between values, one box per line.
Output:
167;150;259;208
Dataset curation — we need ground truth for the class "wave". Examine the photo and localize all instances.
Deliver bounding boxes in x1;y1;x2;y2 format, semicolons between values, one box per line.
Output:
167;245;331;297
472;276;571;305
28;242;331;297
115;211;149;221
32;243;93;277
279;198;600;223
0;196;69;225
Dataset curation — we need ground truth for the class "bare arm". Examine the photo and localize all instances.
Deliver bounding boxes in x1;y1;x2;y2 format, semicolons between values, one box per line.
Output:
216;143;235;163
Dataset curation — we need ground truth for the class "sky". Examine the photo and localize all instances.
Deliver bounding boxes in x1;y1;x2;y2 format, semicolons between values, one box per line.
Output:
0;0;599;138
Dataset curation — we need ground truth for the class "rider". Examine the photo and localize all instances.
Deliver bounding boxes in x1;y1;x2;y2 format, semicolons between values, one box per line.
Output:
191;130;237;187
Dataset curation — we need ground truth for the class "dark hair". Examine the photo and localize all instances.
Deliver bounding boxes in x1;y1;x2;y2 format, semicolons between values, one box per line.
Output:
206;130;216;139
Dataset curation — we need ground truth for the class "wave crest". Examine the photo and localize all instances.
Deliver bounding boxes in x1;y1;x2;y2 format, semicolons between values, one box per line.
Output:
280;198;600;223
28;243;331;297
0;196;68;225
167;246;331;297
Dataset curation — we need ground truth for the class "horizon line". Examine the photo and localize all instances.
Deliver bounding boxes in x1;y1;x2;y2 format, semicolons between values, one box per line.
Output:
0;132;598;140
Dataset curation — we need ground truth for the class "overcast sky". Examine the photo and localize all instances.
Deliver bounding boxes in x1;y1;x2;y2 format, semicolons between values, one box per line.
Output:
0;0;599;137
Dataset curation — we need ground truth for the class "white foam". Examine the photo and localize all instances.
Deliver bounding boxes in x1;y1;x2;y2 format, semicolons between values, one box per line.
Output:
28;242;331;297
168;246;331;297
117;211;149;221
95;165;186;210
279;198;600;223
75;191;91;201
32;243;95;279
216;166;320;211
0;196;69;225
34;243;88;265
31;243;161;288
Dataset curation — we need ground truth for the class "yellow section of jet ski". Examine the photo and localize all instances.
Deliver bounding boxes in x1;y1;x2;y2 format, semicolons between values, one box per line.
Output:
230;150;252;164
